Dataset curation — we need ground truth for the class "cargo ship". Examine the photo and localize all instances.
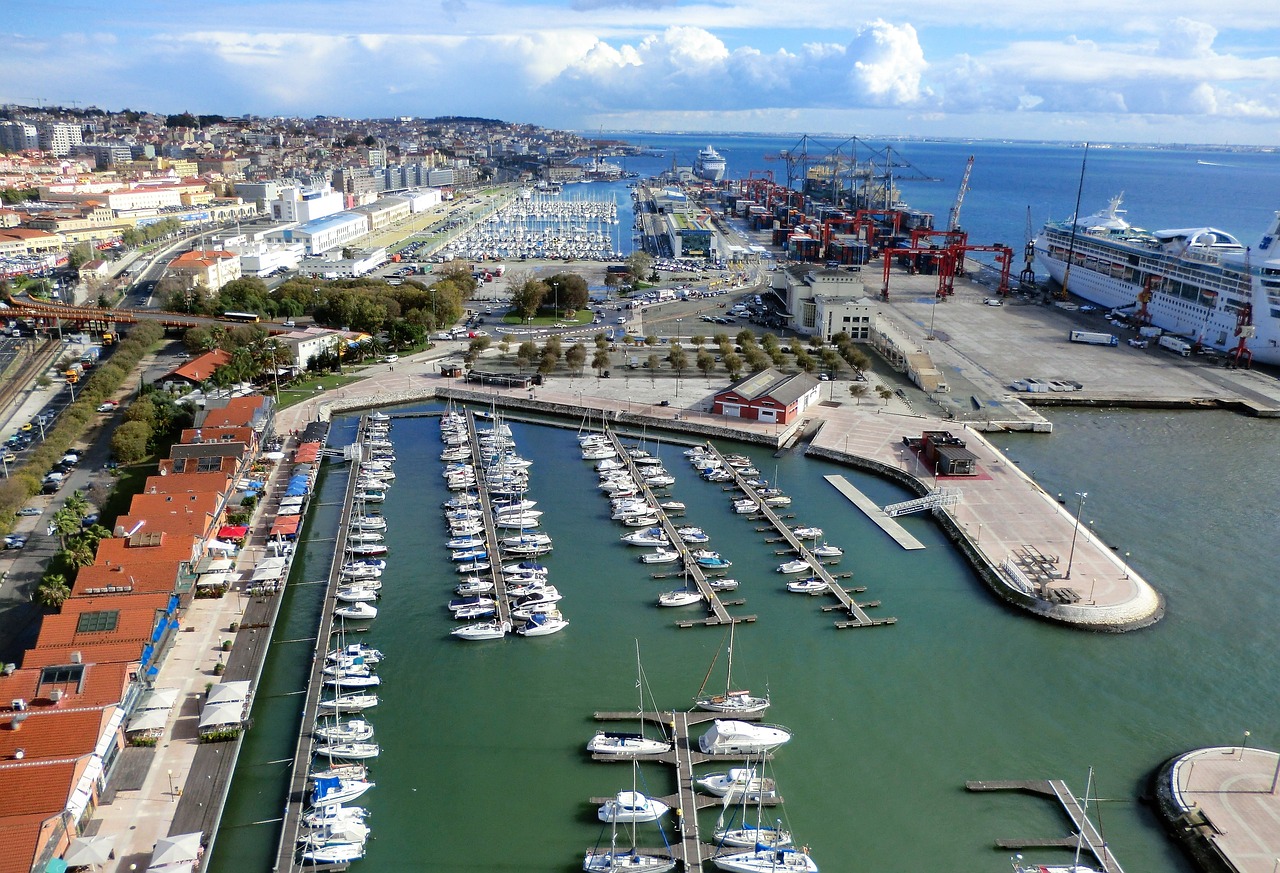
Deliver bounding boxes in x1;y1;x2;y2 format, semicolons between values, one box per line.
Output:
695;145;726;182
1035;196;1280;365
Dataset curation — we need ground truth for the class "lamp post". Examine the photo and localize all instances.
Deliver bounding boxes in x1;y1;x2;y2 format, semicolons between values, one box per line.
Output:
167;769;175;801
1122;551;1131;580
1064;491;1088;579
1241;730;1251;760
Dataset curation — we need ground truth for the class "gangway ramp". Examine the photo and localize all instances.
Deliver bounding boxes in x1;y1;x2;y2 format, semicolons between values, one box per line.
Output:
883;488;962;517
823;475;926;550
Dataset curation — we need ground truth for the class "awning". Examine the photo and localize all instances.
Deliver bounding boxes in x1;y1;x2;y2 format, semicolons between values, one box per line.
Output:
126;708;169;733
263;451;286;461
269;516;300;536
195;556;234;574
217;525;249;539
277;506;301;517
138;687;180;711
294;443;320;463
94;707;126;758
195;572;231;588
279;496;305;507
66;754;104;820
64;834;116;867
198;701;244;729
251;565;284;581
205;539;238;554
150;832;202;866
206;680;250;705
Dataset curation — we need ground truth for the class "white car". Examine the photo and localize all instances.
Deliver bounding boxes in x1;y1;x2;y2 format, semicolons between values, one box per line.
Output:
983;298;1003;306
97;403;118;413
382;354;399;363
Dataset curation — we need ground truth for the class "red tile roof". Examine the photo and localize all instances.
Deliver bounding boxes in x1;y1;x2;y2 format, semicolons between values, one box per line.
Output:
22;642;146;670
94;533;200;567
0;708;107;762
168;349;231;383
0;812;56;873
159;455;239;477
201;395;269;428
142;471;232;496
33;605;161;650
0;759;87;873
0;662;130;711
72;561;184;597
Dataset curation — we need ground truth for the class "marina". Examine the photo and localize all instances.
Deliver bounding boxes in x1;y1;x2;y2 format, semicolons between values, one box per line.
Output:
967;778;1124;873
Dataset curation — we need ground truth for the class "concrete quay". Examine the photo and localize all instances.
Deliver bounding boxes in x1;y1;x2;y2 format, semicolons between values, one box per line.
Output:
275;353;1163;631
1156;746;1280;873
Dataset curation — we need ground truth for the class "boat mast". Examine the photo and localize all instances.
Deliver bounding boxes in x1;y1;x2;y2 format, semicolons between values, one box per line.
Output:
1060;142;1090;300
724;621;736;697
1073;766;1093;870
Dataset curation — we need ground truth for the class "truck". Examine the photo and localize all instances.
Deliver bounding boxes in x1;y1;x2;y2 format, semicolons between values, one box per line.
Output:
1138;325;1163;338
1158;335;1192;356
101;331;115;347
1068;330;1118;346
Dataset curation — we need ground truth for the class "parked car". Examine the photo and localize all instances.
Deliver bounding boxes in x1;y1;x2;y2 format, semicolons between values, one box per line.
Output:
16;507;41;517
97;401;118;412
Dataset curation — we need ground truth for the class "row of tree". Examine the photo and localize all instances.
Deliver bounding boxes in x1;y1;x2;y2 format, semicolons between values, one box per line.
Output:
34;491;114;609
109;389;197;465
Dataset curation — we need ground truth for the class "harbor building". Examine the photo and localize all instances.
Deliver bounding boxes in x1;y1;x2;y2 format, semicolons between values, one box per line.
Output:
772;265;878;340
298;246;388;279
269;186;343;224
905;431;979;476
711;368;821;424
264;212;367;255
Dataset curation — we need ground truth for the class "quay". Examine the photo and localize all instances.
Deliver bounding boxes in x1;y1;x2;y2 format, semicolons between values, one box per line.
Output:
602;429;752;628
591;709;777;871
823;474;925;550
966;778;1124;873
271;417;366;873
1155;746;1280;873
701;444;894;629
465;409;512;625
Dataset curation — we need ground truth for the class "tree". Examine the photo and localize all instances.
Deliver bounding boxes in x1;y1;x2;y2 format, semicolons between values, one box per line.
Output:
696;349;715;381
849;383;870;405
67;242;96;271
63;539;96;569
793;349;817;373
876;385;894;405
565;342;587;376
537;350;558;377
645;334;659;348
497;334;512;357
647;353;662;382
35;574;71;610
510;275;548;322
690;335;706;349
820;348;842;375
722;352;743;380
516;340;537;372
592;348;611;376
50;508;81;551
625;251;653;286
544;273;589;313
667;346;688;380
111;420;152;464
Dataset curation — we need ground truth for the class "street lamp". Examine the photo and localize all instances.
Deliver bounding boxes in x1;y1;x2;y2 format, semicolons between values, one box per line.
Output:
1123;551;1131;579
1064;491;1088;579
167;769;175;801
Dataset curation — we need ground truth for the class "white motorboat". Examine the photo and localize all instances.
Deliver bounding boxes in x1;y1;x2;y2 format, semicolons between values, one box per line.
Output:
658;589;703;607
341;559;386;573
299;841;366;864
455;560;491;574
732;499;758;514
348;516;387;532
452;619;511;640
355;489;385;503
451;547;489;562
517;610;569;636
503;541;553;556
698;768;777;801
514;586;562;607
297;819;370;849
622;528;668;547
315;719;374;743
494;513;541;529
314;741;381;760
699;720;792;755
791;526;823;540
695;622;769;715
504;561;548;576
659;501;686;512
340;565;382;582
763;495;792;507
444;493;479;508
492;498;537;514
643;474;675;488
335;586;379;603
510;601;562;621
446;535;486;550
506;578;548;597
449;521;484;537
598;790;670;824
612;504;656;520
641;548;681;565
456;577;495;596
309;775;374;807
708;577;740;592
334;602;377;620
317;693;378;714
786;578;827;595
346;530;384;545
345;543;388;557
323;672;381;688
713;847;817;873
452;603;497;620
301;804;368;829
449;594;497;612
623;514;660;528
326;642;382;665
677;527;710;544
811;544;843;558
776;560;810;575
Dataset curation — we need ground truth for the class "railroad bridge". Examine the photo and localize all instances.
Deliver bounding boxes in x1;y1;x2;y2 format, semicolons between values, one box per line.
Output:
3;295;291;334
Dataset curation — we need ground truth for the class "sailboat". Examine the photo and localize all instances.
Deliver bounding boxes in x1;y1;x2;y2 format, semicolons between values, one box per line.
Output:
695;623;769;715
585;768;676;872
712;756;793;850
1010;768;1102;873
589;642;672;756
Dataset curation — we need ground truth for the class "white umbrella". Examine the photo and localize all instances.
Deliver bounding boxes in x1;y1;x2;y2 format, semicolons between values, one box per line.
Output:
151;832;202;866
263;451;286;461
64;833;116;866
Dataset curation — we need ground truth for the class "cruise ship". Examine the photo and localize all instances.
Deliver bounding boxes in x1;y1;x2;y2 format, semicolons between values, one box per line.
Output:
695;145;726;182
1035;196;1280;365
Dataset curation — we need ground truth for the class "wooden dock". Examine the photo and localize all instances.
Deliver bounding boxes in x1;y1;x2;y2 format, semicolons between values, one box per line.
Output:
273;418;368;873
590;709;777;870
966;778;1125;873
702;446;895;629
603;431;752;628
465;410;511;625
823;474;926;550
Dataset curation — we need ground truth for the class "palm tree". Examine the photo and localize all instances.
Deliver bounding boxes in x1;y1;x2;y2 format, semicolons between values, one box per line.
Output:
63;491;90;520
36;574;71;609
63;540;96;569
50;508;81;551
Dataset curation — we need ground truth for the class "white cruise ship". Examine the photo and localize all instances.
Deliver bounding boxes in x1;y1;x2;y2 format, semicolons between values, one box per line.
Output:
695;145;726;182
1035;196;1280;365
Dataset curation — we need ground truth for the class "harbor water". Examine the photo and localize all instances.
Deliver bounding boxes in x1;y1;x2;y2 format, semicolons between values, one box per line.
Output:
212;403;1278;873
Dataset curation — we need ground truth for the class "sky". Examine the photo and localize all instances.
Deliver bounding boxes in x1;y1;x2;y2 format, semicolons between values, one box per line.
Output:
5;0;1280;145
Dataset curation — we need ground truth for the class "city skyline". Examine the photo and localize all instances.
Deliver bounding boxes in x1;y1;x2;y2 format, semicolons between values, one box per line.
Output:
6;0;1280;145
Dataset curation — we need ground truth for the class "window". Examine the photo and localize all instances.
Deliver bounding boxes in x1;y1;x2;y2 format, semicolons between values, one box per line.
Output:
39;664;84;685
77;610;120;633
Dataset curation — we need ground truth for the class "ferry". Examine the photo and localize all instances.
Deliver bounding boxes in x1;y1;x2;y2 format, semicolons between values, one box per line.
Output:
1035;196;1280;365
695;145;726;182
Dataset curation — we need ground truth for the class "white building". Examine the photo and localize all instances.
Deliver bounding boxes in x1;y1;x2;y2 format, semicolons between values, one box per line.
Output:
264;212;367;255
37;122;83;157
773;266;875;338
298;247;387;279
278;327;348;370
350;197;411;234
270;186;344;224
0;121;40;152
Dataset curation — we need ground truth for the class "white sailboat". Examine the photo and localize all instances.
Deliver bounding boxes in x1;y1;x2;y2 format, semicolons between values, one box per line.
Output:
1010;767;1102;873
588;643;672;757
694;623;769;715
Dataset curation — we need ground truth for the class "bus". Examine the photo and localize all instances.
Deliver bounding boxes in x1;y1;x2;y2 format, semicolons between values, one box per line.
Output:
221;311;261;324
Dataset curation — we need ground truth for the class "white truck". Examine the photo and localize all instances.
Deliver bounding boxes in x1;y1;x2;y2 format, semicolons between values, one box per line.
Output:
1158;335;1192;356
1068;330;1118;346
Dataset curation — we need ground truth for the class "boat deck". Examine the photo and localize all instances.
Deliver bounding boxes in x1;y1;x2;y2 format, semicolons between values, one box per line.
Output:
273;417;368;873
702;444;895;629
823;474;926;550
603;430;752;627
590;709;778;869
466;410;512;625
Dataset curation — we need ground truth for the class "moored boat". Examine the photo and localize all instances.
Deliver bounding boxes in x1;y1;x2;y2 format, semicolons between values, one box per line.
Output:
699;720;791;755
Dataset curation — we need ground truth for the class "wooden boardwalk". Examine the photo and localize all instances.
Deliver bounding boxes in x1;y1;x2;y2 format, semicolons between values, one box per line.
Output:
465;410;511;624
823;474;926;550
272;418;367;873
966;778;1125;873
603;431;751;628
702;445;895;629
591;709;776;870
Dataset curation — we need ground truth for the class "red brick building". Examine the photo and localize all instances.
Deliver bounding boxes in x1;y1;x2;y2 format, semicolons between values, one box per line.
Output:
711;368;821;425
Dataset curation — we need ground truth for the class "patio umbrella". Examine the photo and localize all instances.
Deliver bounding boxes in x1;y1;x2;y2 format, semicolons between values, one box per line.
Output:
151;832;201;866
63;834;116;867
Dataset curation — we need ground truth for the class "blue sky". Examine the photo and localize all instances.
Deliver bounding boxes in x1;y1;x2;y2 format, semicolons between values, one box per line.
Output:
6;0;1280;144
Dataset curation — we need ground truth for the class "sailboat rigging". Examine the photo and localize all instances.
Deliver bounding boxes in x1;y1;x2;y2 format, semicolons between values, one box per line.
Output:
694;622;769;715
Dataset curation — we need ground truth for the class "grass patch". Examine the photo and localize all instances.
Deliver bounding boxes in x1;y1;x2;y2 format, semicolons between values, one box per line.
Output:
501;310;595;327
275;374;363;410
98;461;159;531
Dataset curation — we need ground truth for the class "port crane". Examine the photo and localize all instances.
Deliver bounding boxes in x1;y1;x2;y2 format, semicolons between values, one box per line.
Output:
1231;247;1256;368
947;155;974;232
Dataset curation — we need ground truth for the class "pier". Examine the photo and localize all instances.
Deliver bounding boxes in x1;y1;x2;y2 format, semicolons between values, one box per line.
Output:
590;709;777;871
966;778;1125;873
823;474;926;550
702;444;895;629
603;430;752;628
272;417;368;873
465;410;512;624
